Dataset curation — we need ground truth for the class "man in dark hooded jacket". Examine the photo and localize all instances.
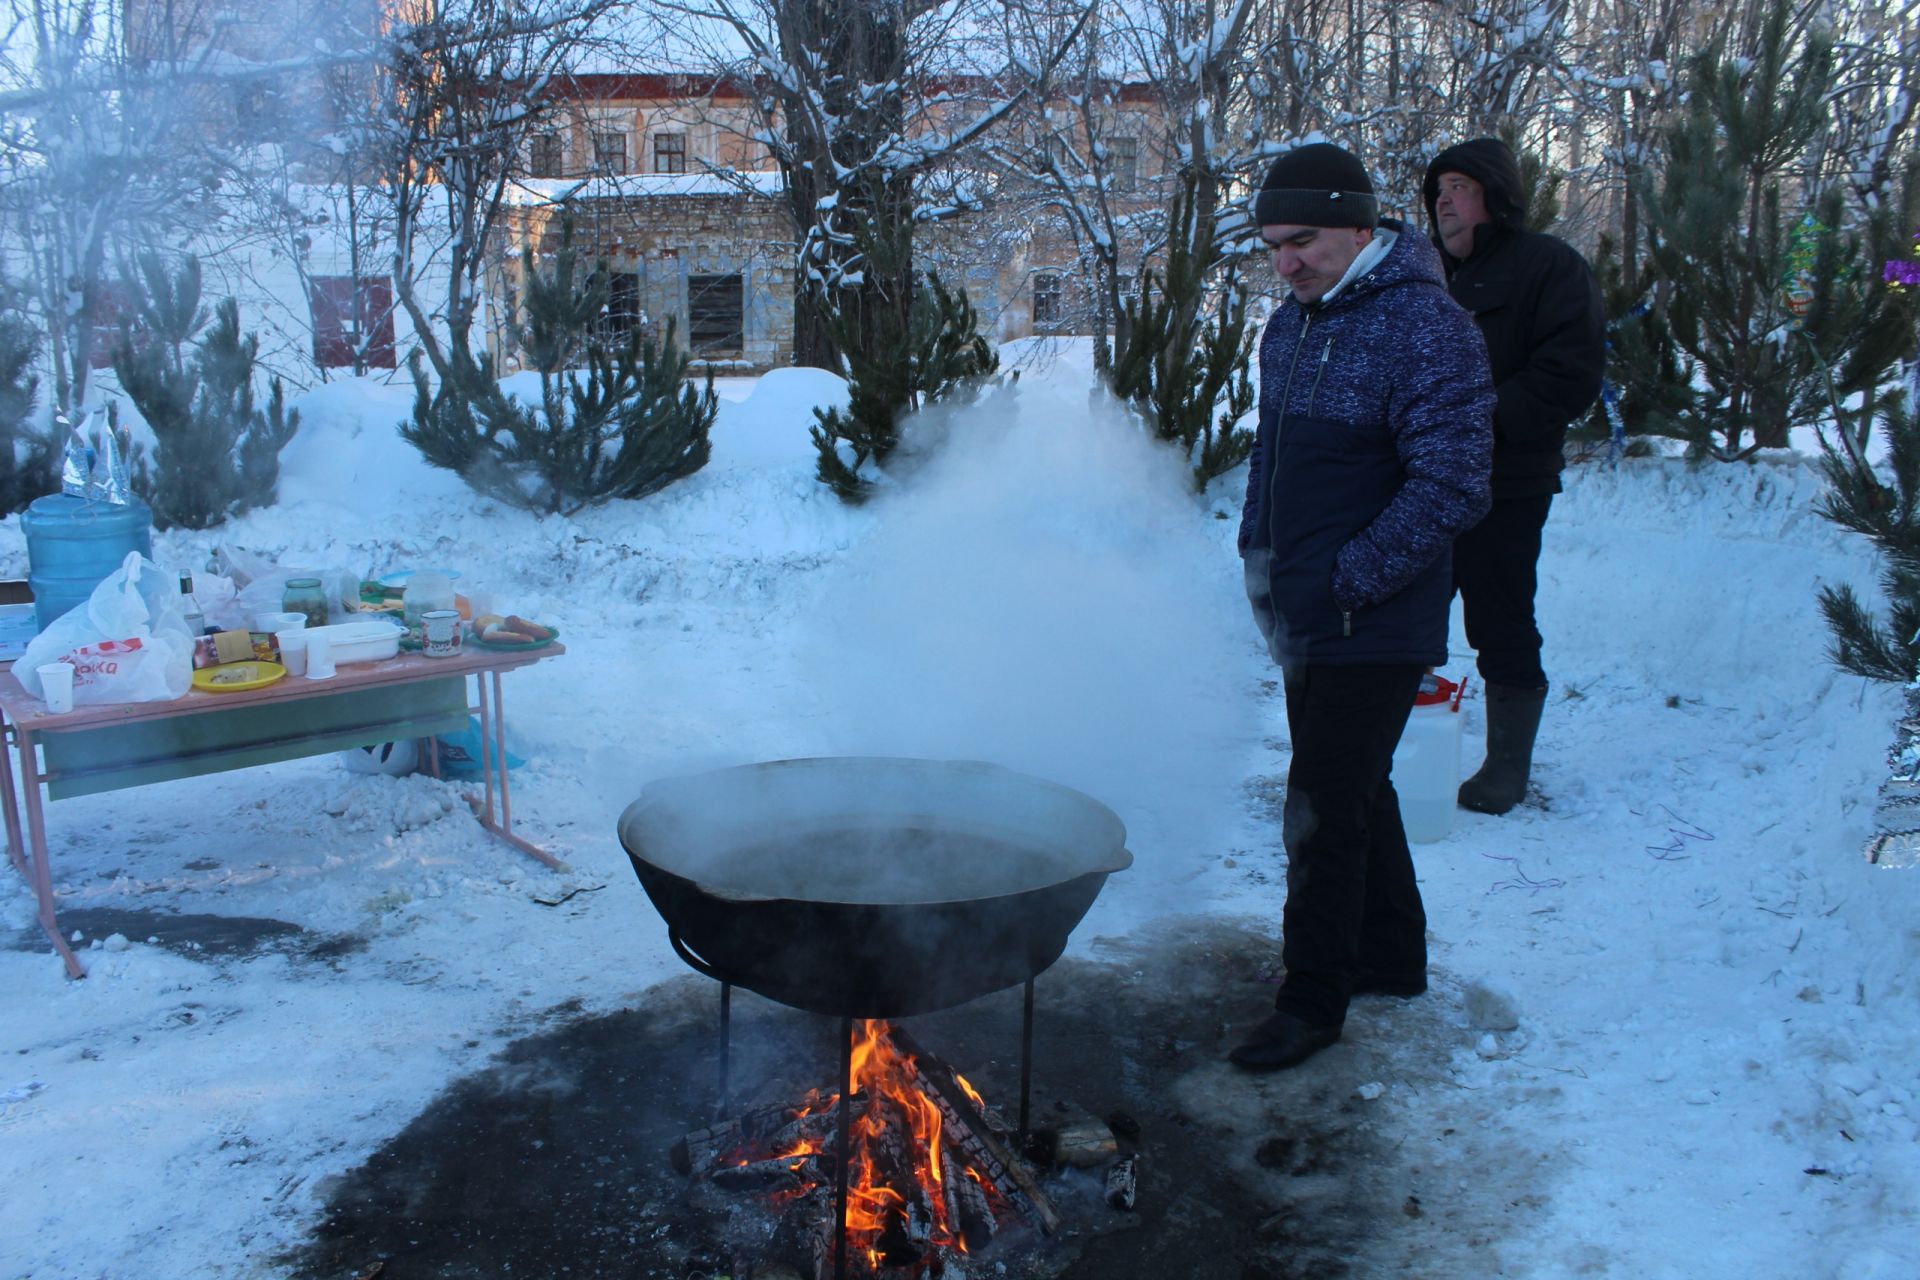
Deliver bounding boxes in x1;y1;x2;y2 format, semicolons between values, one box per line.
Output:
1423;138;1605;816
1231;142;1493;1072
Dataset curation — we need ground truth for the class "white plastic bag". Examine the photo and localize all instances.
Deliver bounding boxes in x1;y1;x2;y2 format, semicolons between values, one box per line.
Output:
17;552;194;704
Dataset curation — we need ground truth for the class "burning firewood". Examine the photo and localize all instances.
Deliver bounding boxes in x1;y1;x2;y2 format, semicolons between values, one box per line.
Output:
675;1092;849;1178
940;1146;996;1251
888;1027;1063;1235
710;1151;837;1192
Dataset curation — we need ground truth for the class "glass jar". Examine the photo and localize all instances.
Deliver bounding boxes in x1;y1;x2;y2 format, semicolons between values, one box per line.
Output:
402;570;456;645
282;577;329;629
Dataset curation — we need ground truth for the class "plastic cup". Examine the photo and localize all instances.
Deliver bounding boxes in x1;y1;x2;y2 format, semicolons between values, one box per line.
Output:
304;631;336;680
37;662;74;714
465;589;494;621
276;630;309;677
256;611;306;632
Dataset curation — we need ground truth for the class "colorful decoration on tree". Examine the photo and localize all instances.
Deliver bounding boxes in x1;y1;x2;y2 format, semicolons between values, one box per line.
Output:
1886;228;1920;291
1781;212;1821;320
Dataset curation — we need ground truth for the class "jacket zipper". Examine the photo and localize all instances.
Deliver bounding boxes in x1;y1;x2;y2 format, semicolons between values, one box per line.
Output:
1275;312;1315;442
1261;311;1315;541
1306;336;1334;418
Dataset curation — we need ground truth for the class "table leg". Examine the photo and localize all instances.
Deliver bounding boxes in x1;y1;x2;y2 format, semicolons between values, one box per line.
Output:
475;672;496;827
472;668;560;870
420;732;442;781
492;671;513;832
0;710;27;880
15;726;85;979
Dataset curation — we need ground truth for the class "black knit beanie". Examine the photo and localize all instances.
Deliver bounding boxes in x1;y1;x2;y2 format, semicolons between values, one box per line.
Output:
1253;143;1378;229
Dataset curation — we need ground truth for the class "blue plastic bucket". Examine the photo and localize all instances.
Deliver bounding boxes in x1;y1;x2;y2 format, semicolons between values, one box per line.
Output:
20;493;156;633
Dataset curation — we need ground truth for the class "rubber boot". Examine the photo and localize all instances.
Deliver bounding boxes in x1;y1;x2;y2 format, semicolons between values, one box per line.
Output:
1458;682;1547;815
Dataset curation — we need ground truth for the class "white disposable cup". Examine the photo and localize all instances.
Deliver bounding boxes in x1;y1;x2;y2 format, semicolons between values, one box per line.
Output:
304;631;336;680
465;589;494;621
256;611;306;632
276;630;309;677
37;662;74;714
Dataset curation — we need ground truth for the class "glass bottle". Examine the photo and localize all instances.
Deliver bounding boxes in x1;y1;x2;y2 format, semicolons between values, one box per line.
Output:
282;577;329;629
179;573;206;635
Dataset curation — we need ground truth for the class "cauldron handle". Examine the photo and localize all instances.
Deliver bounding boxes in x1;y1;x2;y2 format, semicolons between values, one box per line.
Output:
668;928;737;983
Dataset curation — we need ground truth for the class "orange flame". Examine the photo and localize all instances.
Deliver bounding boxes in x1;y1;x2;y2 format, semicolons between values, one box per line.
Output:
724;1020;998;1270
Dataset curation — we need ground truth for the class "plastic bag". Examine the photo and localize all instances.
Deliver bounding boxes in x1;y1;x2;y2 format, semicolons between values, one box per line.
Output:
217;543;359;625
17;553;195;704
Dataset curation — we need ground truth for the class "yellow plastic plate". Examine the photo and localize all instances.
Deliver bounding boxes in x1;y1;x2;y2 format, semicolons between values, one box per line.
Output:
192;661;288;694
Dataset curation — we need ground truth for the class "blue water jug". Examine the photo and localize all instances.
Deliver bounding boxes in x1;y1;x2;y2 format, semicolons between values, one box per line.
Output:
20;493;157;633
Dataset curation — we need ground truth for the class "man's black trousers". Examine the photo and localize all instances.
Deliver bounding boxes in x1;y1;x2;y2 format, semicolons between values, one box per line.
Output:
1276;662;1427;1027
1453;494;1554;689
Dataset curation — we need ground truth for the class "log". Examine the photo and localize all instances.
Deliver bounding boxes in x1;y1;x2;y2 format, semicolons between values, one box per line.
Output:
710;1151;836;1193
1037;1102;1117;1168
888;1027;1063;1235
942;1146;995;1251
1104;1154;1138;1211
675;1091;849;1178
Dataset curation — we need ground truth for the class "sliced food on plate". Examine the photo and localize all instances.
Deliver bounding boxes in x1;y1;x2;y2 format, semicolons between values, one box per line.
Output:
473;614;557;647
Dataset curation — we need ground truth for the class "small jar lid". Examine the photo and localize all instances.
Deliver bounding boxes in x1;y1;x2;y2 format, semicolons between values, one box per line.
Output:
286;577;322;588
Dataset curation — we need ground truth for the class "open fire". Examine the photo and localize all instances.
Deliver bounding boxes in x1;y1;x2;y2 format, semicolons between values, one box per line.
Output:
674;1021;1062;1278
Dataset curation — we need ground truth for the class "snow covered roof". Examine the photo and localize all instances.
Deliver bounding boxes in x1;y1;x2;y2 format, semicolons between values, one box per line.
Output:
501;170;785;205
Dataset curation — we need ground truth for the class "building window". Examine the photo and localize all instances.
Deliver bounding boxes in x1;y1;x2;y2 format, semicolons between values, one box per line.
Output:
1032;273;1063;327
654;132;688;174
308;276;397;370
596;272;644;345
529;132;564;178
1109;136;1139;191
592;130;627;174
687;273;744;355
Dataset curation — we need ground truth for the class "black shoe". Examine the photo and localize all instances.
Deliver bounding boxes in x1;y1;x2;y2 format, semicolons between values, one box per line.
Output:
1352;969;1427;998
1229;1011;1341;1072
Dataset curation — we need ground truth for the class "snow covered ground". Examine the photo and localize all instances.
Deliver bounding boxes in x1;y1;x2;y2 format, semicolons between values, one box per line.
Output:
1;341;1915;1278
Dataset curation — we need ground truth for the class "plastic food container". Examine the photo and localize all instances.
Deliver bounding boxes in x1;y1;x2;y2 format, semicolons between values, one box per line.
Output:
301;618;404;665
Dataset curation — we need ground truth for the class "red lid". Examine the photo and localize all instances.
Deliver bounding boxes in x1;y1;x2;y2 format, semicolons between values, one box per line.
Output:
1413;675;1457;707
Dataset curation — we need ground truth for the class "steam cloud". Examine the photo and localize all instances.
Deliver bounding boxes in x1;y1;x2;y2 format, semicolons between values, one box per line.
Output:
794;365;1261;894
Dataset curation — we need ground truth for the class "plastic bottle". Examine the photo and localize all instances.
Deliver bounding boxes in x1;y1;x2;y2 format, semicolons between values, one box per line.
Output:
20;492;156;633
1393;674;1463;843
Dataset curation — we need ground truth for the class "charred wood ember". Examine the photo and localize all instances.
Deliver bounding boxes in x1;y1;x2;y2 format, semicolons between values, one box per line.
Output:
770;1187;832;1272
675;1091;850;1178
941;1146;996;1251
710;1151;838;1193
1104;1154;1138;1211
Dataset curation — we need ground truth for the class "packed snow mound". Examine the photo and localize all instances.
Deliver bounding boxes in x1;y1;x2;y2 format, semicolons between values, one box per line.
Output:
275;379;472;518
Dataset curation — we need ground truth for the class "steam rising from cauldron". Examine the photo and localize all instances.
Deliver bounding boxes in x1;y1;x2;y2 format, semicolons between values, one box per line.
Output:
788;368;1259;900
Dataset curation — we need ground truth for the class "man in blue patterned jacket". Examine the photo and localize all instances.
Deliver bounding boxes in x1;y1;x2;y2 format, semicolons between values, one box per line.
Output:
1231;142;1495;1072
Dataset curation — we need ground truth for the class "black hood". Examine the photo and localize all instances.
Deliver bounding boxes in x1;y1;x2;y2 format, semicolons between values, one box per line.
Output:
1422;138;1527;238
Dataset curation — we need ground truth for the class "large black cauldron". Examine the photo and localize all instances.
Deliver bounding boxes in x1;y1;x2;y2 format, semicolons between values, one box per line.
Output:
619;758;1132;1019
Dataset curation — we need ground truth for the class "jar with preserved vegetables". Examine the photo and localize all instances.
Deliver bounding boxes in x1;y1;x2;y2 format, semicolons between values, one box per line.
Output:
282;577;329;628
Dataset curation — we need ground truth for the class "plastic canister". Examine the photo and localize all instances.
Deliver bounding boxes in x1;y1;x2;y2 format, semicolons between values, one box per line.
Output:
1394;674;1463;843
20;492;156;633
